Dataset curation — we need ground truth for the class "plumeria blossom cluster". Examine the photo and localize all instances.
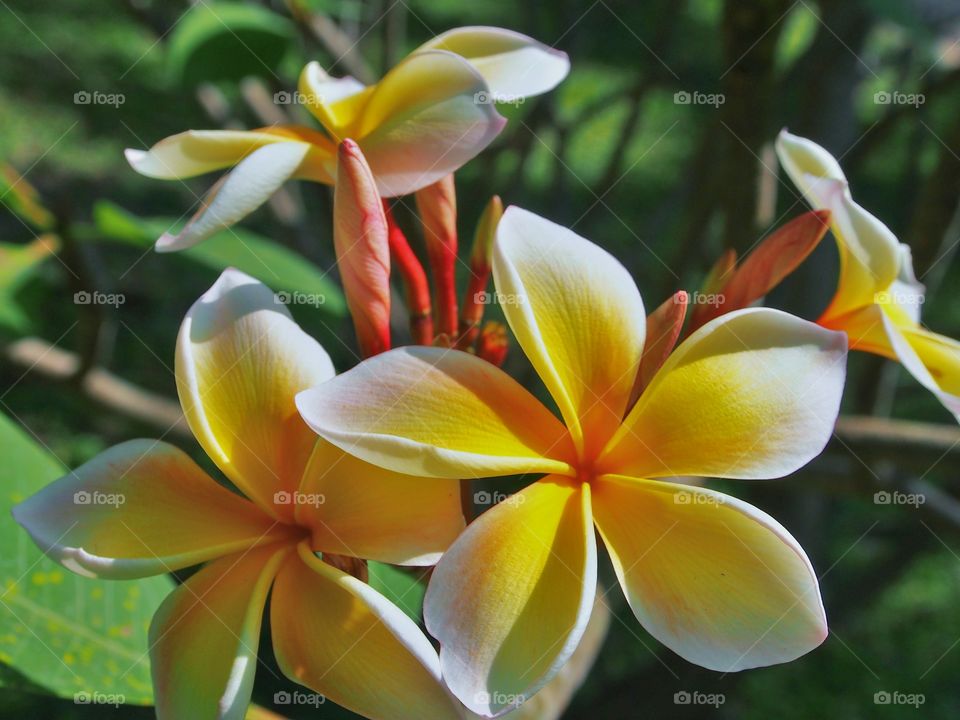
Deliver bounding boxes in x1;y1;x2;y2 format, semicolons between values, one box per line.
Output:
13;23;960;720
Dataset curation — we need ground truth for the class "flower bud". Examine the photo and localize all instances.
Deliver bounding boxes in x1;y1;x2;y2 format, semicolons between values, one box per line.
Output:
334;139;391;356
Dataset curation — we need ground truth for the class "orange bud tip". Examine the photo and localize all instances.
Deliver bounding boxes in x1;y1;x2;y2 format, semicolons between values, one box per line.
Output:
476;321;509;367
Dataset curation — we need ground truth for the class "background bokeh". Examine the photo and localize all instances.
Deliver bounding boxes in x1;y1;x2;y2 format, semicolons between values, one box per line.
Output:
2;0;960;717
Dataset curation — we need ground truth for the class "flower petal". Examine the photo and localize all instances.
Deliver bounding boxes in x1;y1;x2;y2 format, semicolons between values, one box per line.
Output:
354;50;506;196
600;308;847;479
417;26;570;99
297;61;370;137
887;321;960;422
881;310;960;421
821;302;960;421
270;542;463;720
296;439;464;565
493;207;646;457
498;597;610;720
150;543;292;720
126;130;295;179
156;142;311;252
126;128;333;181
776;130;901;319
592;475;827;671
177;269;335;520
12;440;293;579
296;346;574;479
424;478;597;717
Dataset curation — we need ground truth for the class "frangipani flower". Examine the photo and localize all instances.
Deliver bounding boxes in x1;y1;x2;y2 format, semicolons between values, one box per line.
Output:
126;26;569;252
777;130;960;421
13;269;467;720
297;207;848;716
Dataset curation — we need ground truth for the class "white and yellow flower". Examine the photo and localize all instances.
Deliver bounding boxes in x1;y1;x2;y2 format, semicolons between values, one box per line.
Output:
777;129;960;421
13;269;466;720
297;207;848;716
126;27;568;252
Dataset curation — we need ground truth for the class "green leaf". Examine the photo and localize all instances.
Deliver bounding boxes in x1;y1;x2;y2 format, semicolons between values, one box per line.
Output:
774;4;819;75
0;412;174;704
0;165;55;231
0;235;60;333
367;562;429;624
90;201;346;316
167;2;295;86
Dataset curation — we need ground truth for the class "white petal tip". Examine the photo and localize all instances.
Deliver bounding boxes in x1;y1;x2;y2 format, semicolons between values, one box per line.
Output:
154;232;185;253
124;147;147;169
201;267;263;300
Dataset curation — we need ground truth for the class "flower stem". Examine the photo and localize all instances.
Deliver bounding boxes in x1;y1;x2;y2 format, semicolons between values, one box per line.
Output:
384;202;433;345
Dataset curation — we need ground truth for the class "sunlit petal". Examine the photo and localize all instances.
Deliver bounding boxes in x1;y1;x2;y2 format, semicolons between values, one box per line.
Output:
354;50;506;196
821;299;960;421
126;130;302;179
297;61;370;136
177;269;335;520
776;130;901;318
593;475;826;671
600;309;847;479
497;597;610;720
296;346;575;479
12;440;294;579
424;479;596;716
156;142;311;252
297;440;464;565
493;207;645;457
150;543;292;720
417;26;570;99
270;542;463;720
881;310;960;421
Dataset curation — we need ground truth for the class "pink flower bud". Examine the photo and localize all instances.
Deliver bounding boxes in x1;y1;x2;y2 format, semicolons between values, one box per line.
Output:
335;139;391;357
